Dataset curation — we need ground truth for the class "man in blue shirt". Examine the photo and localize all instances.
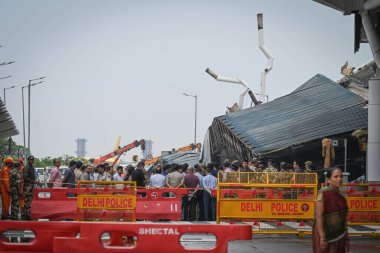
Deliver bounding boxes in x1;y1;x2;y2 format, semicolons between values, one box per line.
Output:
203;167;217;221
194;164;205;221
63;160;76;188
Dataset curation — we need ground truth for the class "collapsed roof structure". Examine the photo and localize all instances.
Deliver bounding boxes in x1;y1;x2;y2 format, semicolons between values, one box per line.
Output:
201;74;368;164
0;98;19;138
159;151;201;167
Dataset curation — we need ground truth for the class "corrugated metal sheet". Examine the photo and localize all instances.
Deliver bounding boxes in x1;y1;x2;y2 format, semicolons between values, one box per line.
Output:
0;98;19;138
160;151;200;166
216;74;367;155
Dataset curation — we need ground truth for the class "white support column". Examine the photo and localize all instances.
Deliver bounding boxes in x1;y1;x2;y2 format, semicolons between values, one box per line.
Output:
367;77;380;182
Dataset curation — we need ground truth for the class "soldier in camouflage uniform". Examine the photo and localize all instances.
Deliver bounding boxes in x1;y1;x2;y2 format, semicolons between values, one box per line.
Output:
22;155;36;220
10;161;22;220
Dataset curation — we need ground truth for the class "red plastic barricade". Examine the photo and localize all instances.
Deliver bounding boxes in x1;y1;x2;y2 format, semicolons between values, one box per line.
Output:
136;188;184;221
32;188;216;221
342;183;380;223
0;221;252;253
0;221;80;252
31;188;78;220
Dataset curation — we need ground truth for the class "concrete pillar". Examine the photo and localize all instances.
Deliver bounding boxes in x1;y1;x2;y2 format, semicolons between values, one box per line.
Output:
367;77;380;182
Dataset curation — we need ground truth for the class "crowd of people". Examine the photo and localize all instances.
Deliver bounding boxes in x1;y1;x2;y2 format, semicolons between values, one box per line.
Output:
0;156;319;221
0;155;352;252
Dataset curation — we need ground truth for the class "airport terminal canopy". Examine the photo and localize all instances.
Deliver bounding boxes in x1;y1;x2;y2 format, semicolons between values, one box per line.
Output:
0;98;19;138
160;151;200;167
203;74;368;163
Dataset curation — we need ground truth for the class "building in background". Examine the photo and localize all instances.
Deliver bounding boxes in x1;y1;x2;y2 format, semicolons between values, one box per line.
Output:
142;139;153;160
75;138;87;157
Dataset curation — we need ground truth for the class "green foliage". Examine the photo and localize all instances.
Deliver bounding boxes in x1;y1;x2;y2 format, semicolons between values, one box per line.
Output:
34;156;54;168
34;155;89;167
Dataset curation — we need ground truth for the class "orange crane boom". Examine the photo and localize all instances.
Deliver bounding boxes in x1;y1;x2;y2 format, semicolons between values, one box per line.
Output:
145;143;200;165
93;140;144;165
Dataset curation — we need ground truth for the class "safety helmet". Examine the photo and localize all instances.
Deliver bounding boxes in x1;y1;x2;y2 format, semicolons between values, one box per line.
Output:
4;157;14;163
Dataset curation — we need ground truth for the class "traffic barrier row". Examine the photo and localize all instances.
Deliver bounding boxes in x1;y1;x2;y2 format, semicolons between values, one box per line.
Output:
217;174;380;226
30;181;380;224
31;187;216;221
0;221;252;253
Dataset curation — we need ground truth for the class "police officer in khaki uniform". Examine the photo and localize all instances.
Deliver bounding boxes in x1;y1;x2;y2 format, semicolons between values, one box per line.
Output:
22;155;36;220
10;161;22;220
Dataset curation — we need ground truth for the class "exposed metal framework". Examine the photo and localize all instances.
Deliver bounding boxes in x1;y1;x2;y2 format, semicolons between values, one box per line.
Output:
209;117;257;162
0;98;19;138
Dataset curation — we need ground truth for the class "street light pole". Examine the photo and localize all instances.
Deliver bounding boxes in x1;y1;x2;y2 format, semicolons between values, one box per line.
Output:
183;93;198;145
27;77;46;151
195;95;197;145
22;86;26;158
21;85;30;158
3;85;16;105
28;81;31;150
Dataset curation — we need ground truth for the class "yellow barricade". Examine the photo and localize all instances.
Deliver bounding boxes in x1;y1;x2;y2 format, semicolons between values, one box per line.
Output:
217;173;380;235
219;199;314;220
77;180;136;221
217;172;318;224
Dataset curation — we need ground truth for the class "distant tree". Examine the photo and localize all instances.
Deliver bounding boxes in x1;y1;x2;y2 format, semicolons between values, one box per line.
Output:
34;156;54;168
34;155;89;167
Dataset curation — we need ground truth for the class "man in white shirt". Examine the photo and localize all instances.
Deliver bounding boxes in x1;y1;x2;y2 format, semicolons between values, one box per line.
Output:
113;166;124;181
97;164;112;181
149;166;166;188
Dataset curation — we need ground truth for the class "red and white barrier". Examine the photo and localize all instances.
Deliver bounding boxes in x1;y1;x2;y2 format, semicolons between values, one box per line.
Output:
31;188;216;221
0;221;252;253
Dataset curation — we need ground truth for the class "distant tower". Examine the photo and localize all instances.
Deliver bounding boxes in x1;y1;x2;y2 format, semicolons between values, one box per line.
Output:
75;138;87;157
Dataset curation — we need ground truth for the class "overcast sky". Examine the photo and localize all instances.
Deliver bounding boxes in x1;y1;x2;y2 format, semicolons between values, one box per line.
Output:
0;0;372;161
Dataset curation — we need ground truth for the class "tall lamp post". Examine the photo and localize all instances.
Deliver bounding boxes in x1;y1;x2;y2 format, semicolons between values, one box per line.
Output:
183;93;198;145
3;85;16;105
26;77;46;153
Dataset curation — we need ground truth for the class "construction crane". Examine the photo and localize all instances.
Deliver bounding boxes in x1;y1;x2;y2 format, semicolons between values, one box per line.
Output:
93;139;145;166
